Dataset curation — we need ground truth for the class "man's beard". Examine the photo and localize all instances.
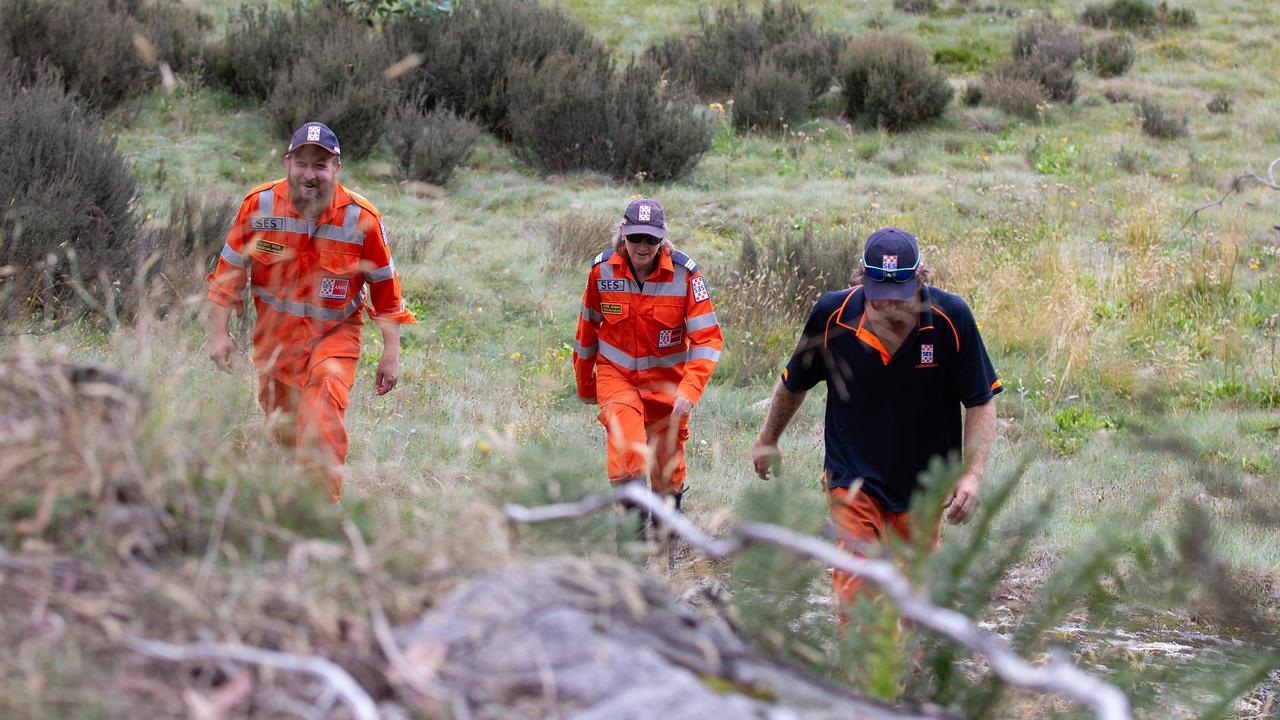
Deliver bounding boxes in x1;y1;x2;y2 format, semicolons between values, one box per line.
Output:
289;183;334;218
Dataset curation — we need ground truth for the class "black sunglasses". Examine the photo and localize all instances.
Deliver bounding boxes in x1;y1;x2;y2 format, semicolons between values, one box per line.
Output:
625;234;663;246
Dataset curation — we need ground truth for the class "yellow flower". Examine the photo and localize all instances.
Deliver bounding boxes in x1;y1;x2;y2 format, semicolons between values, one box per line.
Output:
510;352;522;361
1071;201;1078;208
1100;234;1107;241
477;441;491;453
982;155;990;163
1250;258;1261;270
870;202;880;209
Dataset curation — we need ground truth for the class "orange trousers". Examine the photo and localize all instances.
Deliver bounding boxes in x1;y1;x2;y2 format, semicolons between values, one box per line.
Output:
257;356;356;502
828;485;941;607
596;377;690;496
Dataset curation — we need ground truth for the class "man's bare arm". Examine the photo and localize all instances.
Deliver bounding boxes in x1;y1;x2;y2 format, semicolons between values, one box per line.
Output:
207;303;235;373
751;380;807;480
945;398;997;524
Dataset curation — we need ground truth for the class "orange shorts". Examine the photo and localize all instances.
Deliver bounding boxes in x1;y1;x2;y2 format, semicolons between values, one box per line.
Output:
827;484;941;607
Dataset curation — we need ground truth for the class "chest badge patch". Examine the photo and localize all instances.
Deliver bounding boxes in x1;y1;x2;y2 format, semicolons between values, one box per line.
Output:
601;302;623;315
658;327;684;348
255;238;286;256
918;343;936;368
319;276;351;299
691;276;709;302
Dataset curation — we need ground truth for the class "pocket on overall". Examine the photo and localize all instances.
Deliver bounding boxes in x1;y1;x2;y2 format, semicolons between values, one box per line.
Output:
599;301;629;325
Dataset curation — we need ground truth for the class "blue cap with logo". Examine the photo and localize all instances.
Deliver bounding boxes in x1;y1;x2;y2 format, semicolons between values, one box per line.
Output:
287;122;341;156
861;227;920;301
621;197;666;239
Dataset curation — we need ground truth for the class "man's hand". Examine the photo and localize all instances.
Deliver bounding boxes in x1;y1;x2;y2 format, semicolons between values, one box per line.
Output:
579;394;598;405
671;394;694;418
751;439;782;480
208;333;236;373
944;472;981;524
375;352;399;395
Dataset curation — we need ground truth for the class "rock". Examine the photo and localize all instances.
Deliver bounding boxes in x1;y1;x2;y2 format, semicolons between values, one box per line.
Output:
398;557;954;720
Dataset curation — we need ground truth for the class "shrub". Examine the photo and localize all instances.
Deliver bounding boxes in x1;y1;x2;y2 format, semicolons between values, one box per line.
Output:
1081;0;1157;29
984;52;1076;106
506;52;611;174
0;0;201;110
138;192;239;310
839;33;953;130
544;212;614;271
644;1;843;113
1206;92;1231;115
1012;17;1081;66
601;59;714;181
210;3;339;100
981;74;1045;117
391;0;610;137
0;64;138;318
1085;34;1135;77
893;0;937;14
961;82;983;106
1136;97;1188;138
388;103;481;185
1159;3;1197;27
730;60;812;130
263;17;397;159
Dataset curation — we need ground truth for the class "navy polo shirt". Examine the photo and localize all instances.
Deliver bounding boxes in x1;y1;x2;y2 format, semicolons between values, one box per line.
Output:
782;285;1002;513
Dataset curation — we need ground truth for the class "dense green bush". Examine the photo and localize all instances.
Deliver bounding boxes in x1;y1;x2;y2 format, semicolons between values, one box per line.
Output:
1136;97;1188;138
263;19;397;159
0;64;138;317
388;103;482;185
1081;0;1157;29
603;60;714;181
730;60;811;131
893;0;937;14
391;0;610;137
644;0;843;130
506;52;611;174
211;3;335;100
838;33;952;131
0;0;202;110
1085;34;1135;77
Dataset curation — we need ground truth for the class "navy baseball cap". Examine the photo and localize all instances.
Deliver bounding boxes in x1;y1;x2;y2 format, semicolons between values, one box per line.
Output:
861;227;920;301
621;197;666;239
287;122;341;156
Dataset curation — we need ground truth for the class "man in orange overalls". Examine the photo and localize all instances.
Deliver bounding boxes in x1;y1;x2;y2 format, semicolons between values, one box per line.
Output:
206;122;416;501
573;198;723;518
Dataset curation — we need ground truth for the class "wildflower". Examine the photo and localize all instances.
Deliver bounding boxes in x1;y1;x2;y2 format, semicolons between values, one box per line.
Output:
982;155;990;164
477;441;491;453
1250;258;1261;270
870;202;880;209
510;351;523;361
1071;201;1078;208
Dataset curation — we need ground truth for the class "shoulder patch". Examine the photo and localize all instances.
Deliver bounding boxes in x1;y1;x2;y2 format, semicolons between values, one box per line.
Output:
592;249;614;266
670;250;697;273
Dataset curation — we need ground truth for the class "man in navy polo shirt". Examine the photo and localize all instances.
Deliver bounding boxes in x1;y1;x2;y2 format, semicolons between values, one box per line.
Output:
750;227;1001;605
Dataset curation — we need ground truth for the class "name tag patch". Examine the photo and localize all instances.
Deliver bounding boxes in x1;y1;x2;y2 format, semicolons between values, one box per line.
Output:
601;302;623;315
251;216;288;231
691;276;709;302
319;276;350;299
255;239;285;256
597;278;627;293
657;327;684;348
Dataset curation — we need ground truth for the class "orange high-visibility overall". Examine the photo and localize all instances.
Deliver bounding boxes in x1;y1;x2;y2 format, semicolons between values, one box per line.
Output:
573;248;722;495
207;179;416;500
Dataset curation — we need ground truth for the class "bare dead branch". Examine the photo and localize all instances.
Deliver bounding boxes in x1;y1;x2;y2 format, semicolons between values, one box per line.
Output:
125;638;380;720
504;482;1132;720
1181;156;1280;231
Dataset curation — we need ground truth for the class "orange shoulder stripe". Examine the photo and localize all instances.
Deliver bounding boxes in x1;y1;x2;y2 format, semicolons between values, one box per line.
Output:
931;305;960;352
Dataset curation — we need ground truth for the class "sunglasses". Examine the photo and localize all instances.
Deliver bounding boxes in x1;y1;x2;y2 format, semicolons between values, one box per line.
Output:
625;234;663;246
862;254;918;282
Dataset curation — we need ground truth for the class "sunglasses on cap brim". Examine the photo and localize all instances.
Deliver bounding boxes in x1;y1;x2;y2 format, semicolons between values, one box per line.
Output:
862;255;919;283
624;234;663;246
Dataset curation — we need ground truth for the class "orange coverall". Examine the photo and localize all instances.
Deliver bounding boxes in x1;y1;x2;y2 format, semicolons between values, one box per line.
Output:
573;247;723;495
207;179;415;500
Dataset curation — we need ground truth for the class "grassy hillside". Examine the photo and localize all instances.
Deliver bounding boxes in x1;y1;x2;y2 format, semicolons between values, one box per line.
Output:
3;0;1279;716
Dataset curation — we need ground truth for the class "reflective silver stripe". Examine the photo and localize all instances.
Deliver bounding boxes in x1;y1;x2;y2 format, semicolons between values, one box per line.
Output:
366;261;395;283
581;304;603;322
257;188;274;216
315;204;364;246
688;346;721;362
574;340;598;359
685;312;719;332
251;285;365;321
598;340;689;371
220;243;245;268
641;282;687;297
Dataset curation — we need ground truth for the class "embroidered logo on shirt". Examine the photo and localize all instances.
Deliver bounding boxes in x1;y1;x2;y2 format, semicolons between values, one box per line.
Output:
601;302;623;315
255;239;286;256
882;255;898;270
597;279;627;293
916;343;937;369
319;276;350;299
658;327;684;348
691;276;709;302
